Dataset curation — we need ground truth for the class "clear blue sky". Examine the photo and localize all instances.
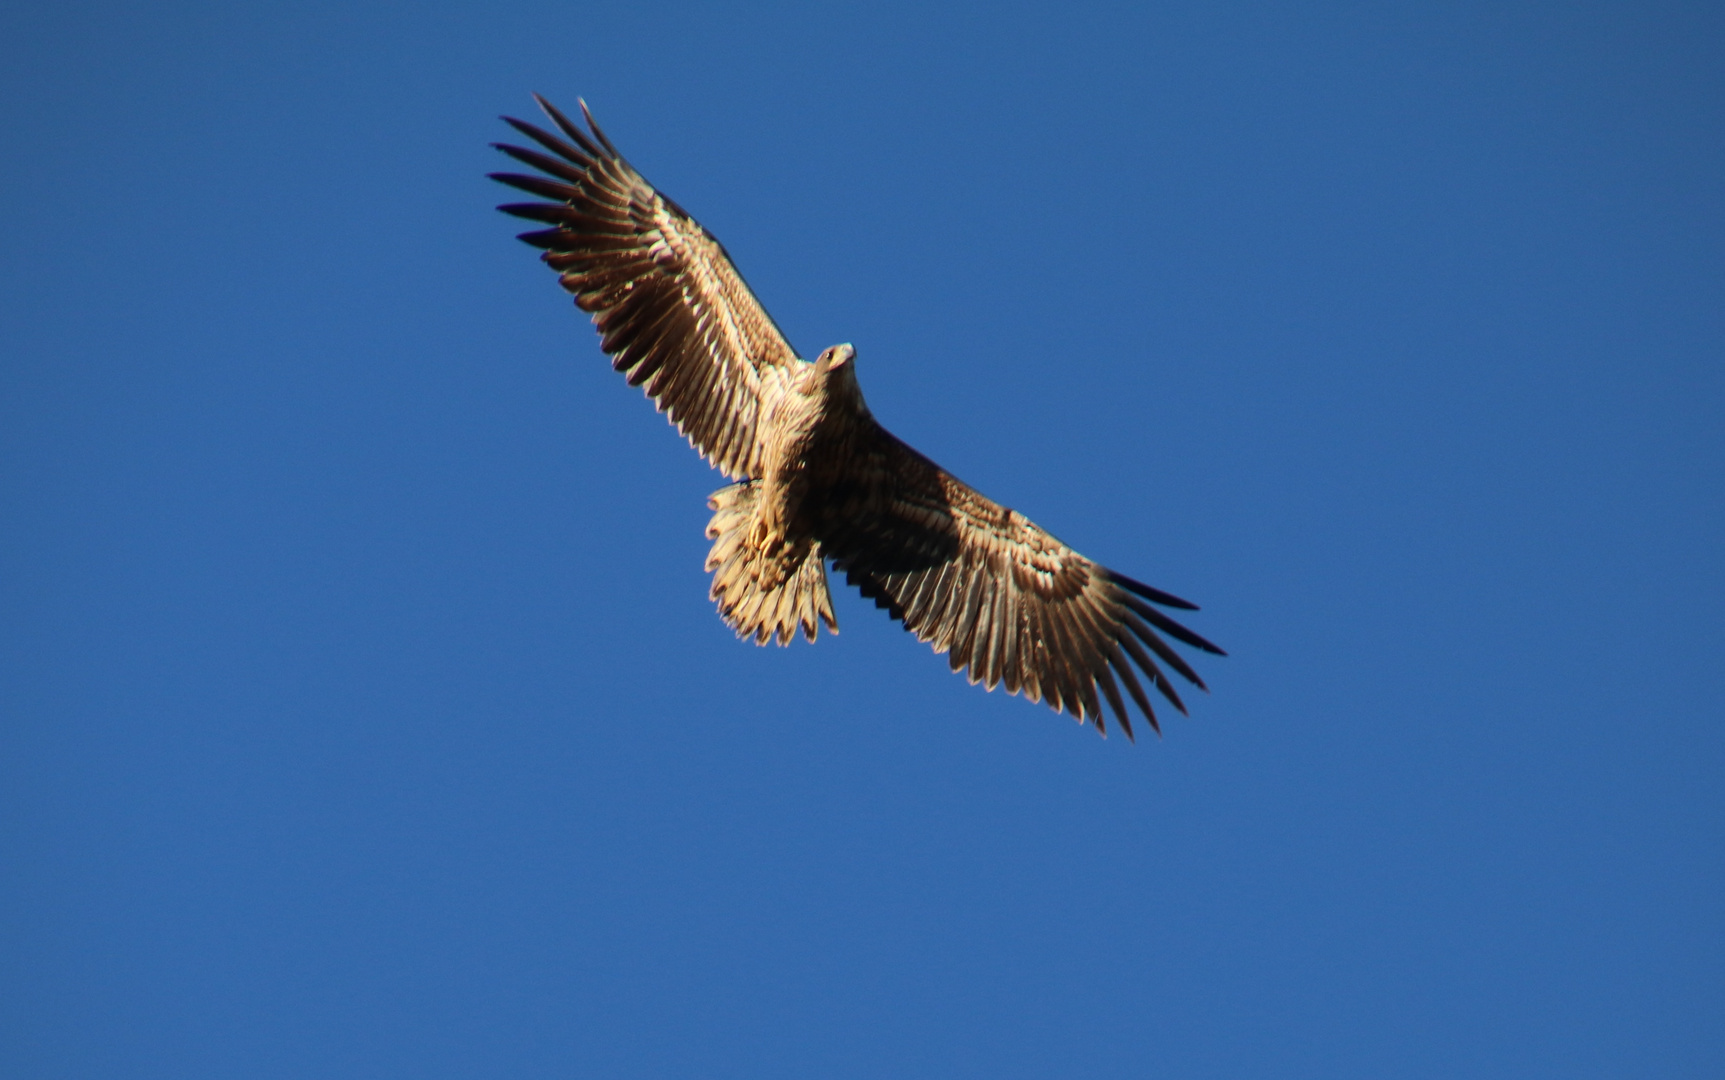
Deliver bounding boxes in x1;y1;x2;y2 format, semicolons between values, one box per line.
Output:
3;2;1721;1077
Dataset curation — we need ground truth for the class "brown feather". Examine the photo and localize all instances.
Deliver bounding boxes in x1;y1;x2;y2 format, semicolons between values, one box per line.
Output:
1096;664;1134;742
1109;644;1161;735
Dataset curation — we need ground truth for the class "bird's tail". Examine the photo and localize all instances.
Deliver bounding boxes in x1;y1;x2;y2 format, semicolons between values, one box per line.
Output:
705;482;837;645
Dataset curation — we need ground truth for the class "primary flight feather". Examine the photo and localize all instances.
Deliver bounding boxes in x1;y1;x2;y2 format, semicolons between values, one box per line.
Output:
491;96;1223;740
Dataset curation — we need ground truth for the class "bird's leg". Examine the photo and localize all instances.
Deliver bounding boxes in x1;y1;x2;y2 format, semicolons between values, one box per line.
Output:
745;474;806;592
746;510;785;560
745;515;793;591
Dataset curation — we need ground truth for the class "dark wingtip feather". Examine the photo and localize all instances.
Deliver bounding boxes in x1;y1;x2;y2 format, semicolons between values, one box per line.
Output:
1119;593;1225;657
492;142;592;186
1118;605;1208;690
1109;645;1162;735
1156;671;1191;715
497;202;571;223
499;116;541;143
1156;615;1225;657
514;227;568;249
1105;569;1199;610
489;172;579;201
1118;631;1190;715
1096;666;1135;743
500;116;594;169
533;94;605;158
579;98;622;158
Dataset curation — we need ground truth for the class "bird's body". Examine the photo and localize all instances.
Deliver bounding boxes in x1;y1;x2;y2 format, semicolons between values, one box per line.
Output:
743;346;866;593
492;96;1223;739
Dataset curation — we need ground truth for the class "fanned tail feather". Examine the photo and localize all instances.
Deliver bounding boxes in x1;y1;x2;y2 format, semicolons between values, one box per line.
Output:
705;482;837;646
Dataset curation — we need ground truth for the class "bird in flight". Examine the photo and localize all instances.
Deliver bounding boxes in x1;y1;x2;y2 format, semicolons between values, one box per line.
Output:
491;96;1222;740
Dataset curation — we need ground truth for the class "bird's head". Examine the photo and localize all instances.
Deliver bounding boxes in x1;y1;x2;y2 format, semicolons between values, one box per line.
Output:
814;342;869;417
815;342;855;376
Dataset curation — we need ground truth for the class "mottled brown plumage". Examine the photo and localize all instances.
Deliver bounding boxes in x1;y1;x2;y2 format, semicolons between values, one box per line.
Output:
493;96;1223;739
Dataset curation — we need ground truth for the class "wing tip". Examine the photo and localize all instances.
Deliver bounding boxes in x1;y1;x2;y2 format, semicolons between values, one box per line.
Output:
578;98;622;157
1103;568;1200;610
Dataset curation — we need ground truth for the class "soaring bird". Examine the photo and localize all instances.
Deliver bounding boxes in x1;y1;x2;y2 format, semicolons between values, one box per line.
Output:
491;96;1222;740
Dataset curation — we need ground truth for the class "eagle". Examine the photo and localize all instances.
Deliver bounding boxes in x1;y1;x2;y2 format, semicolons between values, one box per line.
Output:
491;96;1223;740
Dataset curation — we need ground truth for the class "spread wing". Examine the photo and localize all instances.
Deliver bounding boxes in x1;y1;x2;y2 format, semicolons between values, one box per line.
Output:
491;97;800;480
818;429;1224;740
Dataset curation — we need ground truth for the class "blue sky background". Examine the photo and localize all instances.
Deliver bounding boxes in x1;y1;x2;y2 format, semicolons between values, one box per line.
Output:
3;2;1721;1077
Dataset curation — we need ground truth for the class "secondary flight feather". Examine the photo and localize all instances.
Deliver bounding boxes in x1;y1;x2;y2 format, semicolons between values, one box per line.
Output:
491;95;1223;740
